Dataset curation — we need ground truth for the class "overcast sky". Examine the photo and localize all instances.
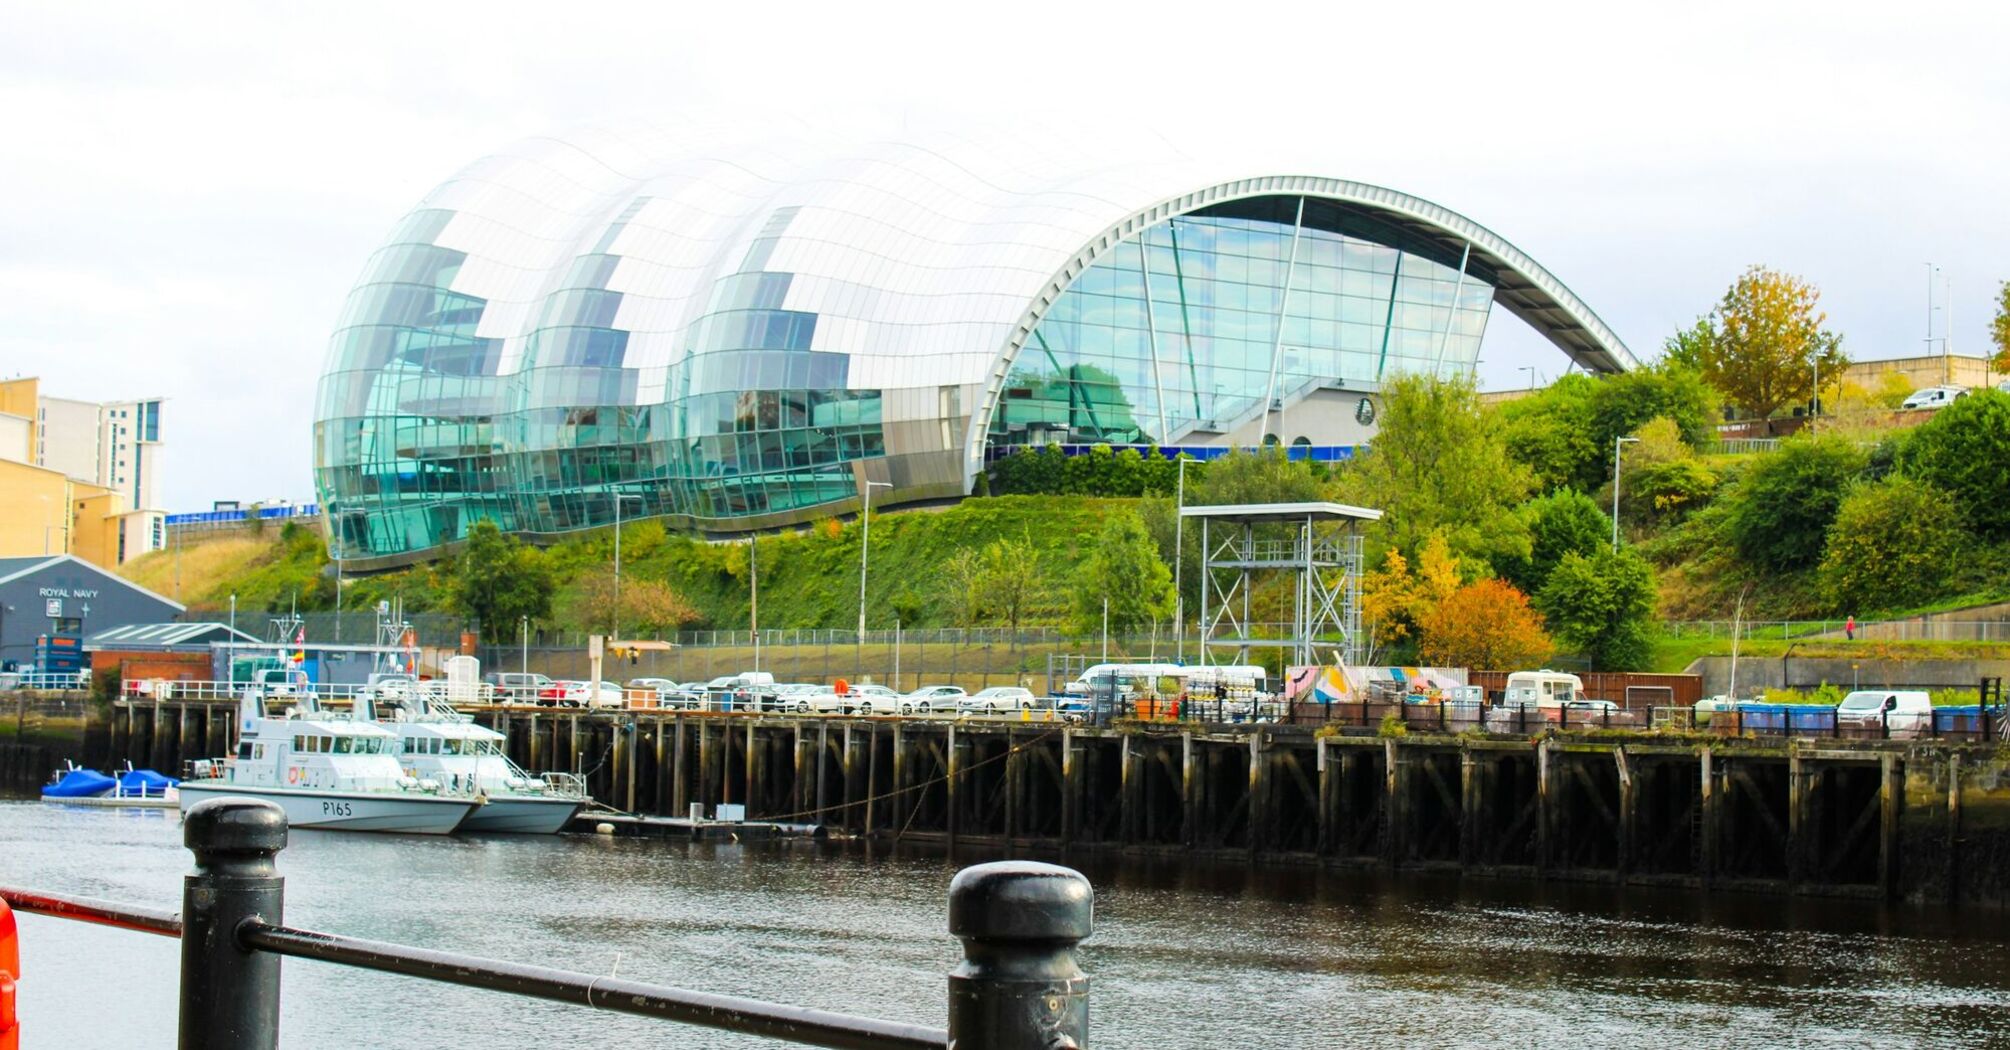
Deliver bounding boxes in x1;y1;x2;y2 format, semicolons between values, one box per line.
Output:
2;1;2005;511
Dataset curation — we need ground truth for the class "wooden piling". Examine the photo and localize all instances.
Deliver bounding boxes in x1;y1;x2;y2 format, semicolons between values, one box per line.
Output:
671;717;688;817
1615;746;1635;879
1700;747;1719;885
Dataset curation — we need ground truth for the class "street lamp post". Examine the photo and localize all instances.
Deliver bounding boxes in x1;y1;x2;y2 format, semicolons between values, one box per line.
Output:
611;493;642;640
856;479;893;681
520;615;529;675
857;480;893;639
1611;436;1640;552
1519;365;1537;391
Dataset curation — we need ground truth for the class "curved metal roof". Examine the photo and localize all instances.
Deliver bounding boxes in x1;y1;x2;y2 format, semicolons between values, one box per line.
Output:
320;126;1632;418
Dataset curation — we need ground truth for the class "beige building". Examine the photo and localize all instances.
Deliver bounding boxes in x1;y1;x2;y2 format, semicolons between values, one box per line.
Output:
1837;352;1996;392
0;377;166;569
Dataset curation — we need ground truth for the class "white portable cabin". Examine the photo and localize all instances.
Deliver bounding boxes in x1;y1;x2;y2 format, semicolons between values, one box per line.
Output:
1502;670;1585;709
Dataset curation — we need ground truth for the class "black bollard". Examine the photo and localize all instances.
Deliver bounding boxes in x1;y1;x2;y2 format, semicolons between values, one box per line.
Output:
179;797;287;1050
947;861;1093;1050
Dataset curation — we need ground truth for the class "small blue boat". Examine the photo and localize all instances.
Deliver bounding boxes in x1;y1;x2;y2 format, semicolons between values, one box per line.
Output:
42;762;179;808
42;763;116;798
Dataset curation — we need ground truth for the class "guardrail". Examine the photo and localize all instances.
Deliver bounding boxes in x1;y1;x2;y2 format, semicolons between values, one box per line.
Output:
1662;618;2010;643
2;798;1093;1049
1649;704;2007;741
119;680;506;706
0;672;89;693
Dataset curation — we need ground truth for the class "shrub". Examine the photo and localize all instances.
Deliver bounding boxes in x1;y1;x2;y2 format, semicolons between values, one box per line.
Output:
1898;390;2010;539
1495;490;1608;596
1819;475;1966;614
1724;435;1867;573
1535;547;1657;671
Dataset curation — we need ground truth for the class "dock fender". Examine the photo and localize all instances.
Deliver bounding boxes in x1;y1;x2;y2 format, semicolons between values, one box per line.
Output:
1;895;18;1050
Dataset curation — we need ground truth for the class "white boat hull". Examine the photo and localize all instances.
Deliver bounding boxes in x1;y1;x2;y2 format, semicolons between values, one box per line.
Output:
176;782;478;834
459;796;586;834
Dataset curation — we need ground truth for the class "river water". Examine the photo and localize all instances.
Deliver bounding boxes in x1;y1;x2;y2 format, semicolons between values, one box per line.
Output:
3;799;2007;1048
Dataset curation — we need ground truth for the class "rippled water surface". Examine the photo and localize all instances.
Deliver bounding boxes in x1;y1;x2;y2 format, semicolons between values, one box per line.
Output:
4;800;2008;1048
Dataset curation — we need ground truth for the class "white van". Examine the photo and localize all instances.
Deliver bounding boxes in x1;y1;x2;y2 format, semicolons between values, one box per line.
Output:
1501;670;1585;710
1835;690;1932;738
1902;385;1967;411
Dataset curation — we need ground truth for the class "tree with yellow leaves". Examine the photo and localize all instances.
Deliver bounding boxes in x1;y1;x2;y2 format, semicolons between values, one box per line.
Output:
1361;531;1464;650
1672;266;1847;420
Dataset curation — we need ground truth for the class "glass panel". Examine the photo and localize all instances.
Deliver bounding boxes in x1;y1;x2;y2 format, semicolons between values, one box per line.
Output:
993;196;1495;448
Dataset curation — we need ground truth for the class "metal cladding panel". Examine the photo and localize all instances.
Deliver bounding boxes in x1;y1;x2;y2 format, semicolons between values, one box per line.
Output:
315;123;1632;563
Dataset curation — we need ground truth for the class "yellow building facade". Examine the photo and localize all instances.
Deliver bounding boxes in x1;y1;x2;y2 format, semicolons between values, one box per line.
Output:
0;377;157;571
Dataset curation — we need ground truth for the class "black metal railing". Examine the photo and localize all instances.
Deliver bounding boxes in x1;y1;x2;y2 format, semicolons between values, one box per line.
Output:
1;798;1093;1050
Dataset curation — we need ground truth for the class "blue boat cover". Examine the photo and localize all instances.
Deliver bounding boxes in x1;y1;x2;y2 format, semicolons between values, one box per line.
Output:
43;768;116;798
118;768;178;796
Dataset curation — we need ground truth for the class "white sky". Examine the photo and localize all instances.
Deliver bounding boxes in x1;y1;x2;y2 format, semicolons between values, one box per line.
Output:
2;0;2005;510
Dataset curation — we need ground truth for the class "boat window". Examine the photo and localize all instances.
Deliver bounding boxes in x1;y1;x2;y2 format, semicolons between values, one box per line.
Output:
237;742;252;759
333;737;351;754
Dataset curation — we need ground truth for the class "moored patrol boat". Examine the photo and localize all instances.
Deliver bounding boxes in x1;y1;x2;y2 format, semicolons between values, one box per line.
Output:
176;669;480;834
377;687;588;834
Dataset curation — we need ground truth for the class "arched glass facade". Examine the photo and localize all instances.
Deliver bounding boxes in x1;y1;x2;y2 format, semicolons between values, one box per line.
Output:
991;197;1491;447
313;131;1630;567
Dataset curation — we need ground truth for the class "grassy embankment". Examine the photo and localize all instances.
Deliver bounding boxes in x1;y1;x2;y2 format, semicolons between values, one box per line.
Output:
118;495;1130;631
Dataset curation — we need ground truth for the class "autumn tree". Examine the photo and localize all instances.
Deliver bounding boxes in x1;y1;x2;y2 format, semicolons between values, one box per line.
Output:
1418;578;1554;671
1070;511;1175;636
1677;266;1847;420
557;567;700;635
1992;281;2010;373
1361;532;1464;650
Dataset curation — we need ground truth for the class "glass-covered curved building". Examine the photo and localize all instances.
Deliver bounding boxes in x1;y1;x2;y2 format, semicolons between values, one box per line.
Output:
314;127;1635;567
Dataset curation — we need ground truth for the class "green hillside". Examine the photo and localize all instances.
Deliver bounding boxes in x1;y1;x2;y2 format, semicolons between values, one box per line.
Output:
119;496;1130;632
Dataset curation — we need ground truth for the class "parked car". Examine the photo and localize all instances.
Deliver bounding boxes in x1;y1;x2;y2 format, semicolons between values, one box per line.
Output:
1835;689;1932;738
900;685;967;715
555;679;626;709
484;672;554;704
798;683;900;715
1902;385;1968;410
703;672;776;712
959;686;1037;714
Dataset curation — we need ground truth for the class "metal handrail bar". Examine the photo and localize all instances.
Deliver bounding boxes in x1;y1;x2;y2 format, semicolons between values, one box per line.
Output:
0;886;181;937
2;799;1093;1050
237;921;944;1050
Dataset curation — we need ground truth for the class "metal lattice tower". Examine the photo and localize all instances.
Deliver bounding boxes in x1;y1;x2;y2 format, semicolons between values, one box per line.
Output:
1182;501;1381;668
